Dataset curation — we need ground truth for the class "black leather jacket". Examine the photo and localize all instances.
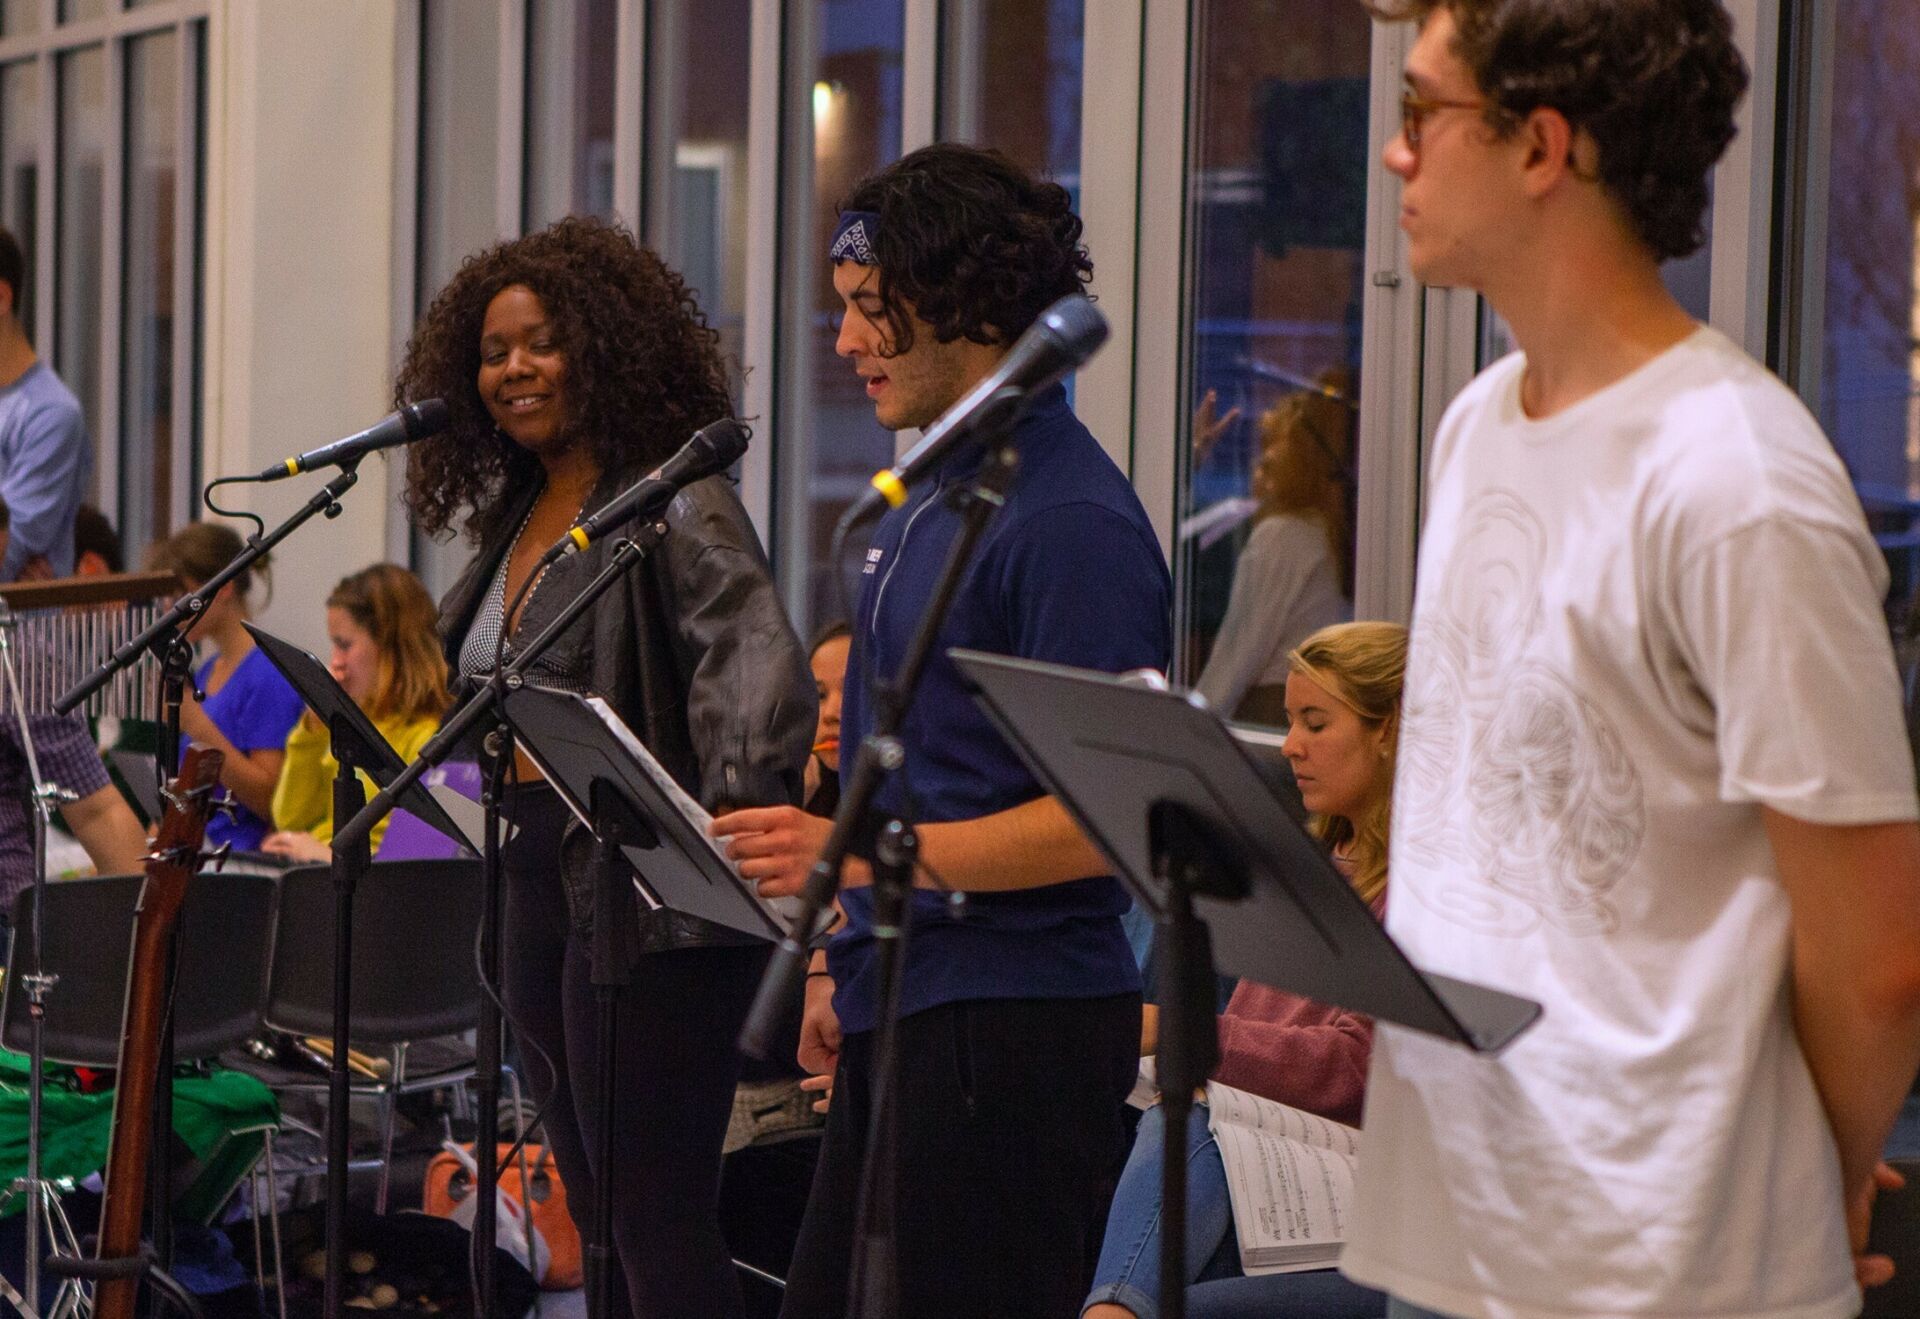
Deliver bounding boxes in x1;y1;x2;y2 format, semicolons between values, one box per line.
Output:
439;468;816;953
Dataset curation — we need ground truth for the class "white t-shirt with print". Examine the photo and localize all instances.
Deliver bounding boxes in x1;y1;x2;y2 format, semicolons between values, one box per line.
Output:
1341;327;1919;1319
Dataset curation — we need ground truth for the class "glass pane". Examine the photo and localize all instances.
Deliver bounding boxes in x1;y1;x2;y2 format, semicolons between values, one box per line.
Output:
0;60;40;340
524;0;617;229
56;45;103;451
781;0;905;632
120;30;176;552
1175;2;1372;724
418;0;500;308
644;0;750;408
1819;8;1920;621
939;0;1084;186
59;0;105;21
1;1;42;37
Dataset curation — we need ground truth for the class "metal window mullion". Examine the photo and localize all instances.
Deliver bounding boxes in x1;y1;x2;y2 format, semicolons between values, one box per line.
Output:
497;0;526;238
388;0;423;567
1127;0;1188;576
900;0;936;151
1709;0;1780;358
772;0;816;624
1073;0;1143;480
737;0;782;543
171;18;198;535
0;0;210;59
610;0;642;230
1354;18;1423;626
640;0;684;254
98;31;123;533
32;46;52;359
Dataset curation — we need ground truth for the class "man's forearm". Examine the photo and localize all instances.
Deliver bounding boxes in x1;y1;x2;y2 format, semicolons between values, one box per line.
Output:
1794;949;1920;1197
1771;812;1920;1197
916;795;1108;892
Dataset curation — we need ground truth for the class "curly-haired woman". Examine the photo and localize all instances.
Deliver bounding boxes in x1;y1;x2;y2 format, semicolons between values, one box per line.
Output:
395;215;814;1318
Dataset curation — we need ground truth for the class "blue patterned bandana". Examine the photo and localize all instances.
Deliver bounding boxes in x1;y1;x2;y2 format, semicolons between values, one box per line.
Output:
829;211;881;265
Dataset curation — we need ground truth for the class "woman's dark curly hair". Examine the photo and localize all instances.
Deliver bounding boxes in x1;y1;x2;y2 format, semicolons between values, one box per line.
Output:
395;216;734;546
840;142;1093;356
1365;0;1748;260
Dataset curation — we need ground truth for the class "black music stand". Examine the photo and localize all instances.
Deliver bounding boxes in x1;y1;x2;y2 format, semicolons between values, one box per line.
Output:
243;622;476;1311
244;624;475;854
500;683;811;943
952;649;1541;1319
497;683;809;1316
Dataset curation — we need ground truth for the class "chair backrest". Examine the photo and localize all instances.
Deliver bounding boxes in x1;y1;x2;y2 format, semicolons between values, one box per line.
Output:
264;859;483;1045
3;869;278;1066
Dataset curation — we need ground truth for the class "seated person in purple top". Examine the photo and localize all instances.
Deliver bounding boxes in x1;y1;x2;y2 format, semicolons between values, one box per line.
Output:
146;523;305;853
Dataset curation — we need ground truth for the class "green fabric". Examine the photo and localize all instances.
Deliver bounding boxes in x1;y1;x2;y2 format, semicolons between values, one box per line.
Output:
0;1048;279;1222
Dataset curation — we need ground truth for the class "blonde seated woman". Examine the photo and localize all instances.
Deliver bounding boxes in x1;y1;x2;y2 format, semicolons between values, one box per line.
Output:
261;564;450;862
1085;620;1406;1319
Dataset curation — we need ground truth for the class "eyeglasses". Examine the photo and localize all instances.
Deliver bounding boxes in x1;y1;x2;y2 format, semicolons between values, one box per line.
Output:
1400;91;1488;149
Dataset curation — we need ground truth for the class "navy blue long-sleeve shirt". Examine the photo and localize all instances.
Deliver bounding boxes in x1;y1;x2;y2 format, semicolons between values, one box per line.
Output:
827;384;1172;1034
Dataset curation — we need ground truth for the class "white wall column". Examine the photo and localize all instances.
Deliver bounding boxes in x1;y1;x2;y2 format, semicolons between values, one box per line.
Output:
203;0;400;655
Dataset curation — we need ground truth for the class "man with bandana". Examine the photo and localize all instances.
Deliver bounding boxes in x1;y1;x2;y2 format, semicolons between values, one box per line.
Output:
711;143;1171;1317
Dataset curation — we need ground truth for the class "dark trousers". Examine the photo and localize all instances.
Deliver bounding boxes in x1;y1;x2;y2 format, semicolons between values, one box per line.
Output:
501;783;767;1319
780;992;1141;1319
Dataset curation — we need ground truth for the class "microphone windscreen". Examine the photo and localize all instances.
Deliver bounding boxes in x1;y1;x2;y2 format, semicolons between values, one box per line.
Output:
403;397;453;439
1035;295;1109;367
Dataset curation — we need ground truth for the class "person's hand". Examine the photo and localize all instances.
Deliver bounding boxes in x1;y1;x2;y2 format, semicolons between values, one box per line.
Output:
1851;1161;1904;1288
797;972;841;1112
17;554;55;582
1191;389;1242;466
177;690;218;744
709;805;869;898
260;830;332;862
800;1071;833;1115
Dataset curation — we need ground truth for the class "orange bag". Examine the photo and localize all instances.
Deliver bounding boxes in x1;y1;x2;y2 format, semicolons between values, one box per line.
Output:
423;1142;583;1291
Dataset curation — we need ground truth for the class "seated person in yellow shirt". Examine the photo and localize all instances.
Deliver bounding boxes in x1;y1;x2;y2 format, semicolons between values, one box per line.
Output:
262;563;450;861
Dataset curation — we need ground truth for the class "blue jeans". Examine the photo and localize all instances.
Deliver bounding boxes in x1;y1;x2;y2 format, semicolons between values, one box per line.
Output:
1083;1104;1386;1319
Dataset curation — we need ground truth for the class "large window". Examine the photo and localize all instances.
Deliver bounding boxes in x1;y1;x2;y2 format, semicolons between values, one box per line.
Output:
772;0;905;633
525;0;617;229
939;0;1083;187
1173;0;1373;722
0;2;207;559
644;0;751;405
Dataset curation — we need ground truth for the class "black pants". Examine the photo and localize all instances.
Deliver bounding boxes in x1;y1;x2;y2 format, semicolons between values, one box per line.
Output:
780;992;1141;1319
501;783;767;1319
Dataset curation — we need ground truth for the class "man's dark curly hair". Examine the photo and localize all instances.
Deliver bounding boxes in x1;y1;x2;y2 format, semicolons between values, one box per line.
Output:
839;142;1092;356
395;215;733;546
1365;0;1748;260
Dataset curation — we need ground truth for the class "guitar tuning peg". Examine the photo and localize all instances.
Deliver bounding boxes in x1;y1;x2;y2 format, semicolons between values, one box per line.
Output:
206;842;234;873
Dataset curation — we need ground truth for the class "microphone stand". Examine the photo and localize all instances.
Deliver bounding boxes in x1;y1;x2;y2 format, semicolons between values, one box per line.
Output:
331;517;671;1319
0;600;82;1319
53;461;365;1317
741;404;1026;1319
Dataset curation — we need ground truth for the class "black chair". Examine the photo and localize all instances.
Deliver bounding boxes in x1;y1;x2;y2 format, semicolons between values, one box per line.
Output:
2;870;280;1313
239;859;527;1215
4;869;277;1067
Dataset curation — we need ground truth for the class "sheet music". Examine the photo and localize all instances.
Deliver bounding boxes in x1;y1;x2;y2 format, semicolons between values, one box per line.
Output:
585;696;816;933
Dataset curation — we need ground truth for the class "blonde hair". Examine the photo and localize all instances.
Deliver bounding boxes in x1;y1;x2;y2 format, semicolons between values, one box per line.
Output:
1256;369;1355;599
326;564;451;724
1287;620;1408;906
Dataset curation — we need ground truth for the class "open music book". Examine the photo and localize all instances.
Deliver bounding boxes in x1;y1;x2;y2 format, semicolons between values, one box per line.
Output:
1205;1080;1358;1275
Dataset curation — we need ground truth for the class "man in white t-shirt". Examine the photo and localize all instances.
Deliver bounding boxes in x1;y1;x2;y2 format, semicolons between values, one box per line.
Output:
1343;4;1920;1318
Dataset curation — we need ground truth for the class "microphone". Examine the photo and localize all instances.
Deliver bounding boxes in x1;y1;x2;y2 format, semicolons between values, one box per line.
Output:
247;399;451;481
540;417;751;563
843;293;1108;525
